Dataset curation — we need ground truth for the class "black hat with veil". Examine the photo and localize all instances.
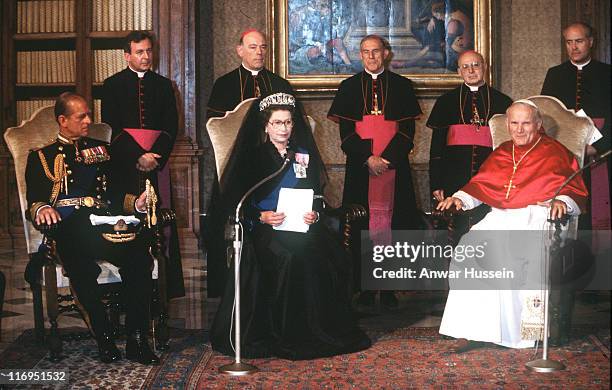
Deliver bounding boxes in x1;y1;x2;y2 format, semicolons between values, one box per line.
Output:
216;92;327;219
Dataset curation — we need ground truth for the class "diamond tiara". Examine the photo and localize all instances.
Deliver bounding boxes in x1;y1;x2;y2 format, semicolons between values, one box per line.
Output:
259;93;296;111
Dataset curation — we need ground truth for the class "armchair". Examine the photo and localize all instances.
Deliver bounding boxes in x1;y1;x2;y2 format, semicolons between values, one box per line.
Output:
4;106;172;361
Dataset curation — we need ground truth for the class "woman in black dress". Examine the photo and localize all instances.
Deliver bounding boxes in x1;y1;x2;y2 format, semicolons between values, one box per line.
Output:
210;93;370;360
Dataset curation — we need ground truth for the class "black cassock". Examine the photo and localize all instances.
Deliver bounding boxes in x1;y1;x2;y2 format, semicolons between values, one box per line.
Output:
328;70;421;289
102;67;184;298
541;59;611;152
542;59;612;229
328;70;421;227
205;66;298;298
206;66;294;118
427;84;513;195
427;84;512;238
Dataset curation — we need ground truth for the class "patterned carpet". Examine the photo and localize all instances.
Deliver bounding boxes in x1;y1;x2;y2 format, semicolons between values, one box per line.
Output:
0;327;609;389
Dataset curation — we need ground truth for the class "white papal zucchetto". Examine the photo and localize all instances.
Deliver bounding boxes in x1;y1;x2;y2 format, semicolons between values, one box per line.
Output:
259;93;296;111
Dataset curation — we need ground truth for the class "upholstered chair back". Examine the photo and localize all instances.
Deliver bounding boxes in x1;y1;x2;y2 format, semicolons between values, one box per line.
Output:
4;106;111;254
488;95;596;167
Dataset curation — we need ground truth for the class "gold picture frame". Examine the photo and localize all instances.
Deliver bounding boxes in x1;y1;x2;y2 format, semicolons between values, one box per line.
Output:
268;0;493;95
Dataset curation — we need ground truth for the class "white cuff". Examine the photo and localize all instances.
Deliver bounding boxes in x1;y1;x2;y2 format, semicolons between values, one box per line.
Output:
452;190;482;210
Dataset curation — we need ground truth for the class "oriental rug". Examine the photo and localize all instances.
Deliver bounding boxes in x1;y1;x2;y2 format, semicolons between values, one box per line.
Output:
0;327;609;389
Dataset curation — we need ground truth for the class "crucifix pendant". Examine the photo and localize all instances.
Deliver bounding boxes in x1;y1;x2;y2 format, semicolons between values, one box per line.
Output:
371;92;382;115
470;116;484;130
504;166;517;199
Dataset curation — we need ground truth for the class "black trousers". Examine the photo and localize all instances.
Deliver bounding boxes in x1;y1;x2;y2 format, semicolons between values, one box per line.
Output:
52;210;153;338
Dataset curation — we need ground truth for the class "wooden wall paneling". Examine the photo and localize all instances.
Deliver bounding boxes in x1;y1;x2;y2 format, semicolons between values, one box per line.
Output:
1;2;16;244
80;0;93;103
561;0;611;62
158;0;203;243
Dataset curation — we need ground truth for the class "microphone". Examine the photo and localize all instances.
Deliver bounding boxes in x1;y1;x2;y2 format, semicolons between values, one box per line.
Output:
549;149;610;225
553;149;610;199
234;150;294;223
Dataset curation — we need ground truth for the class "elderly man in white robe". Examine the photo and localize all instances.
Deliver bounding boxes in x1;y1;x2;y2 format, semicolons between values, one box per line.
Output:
436;100;588;351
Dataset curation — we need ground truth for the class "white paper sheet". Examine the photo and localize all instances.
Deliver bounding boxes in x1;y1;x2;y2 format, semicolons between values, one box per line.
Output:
576;109;603;144
89;215;141;226
273;188;314;233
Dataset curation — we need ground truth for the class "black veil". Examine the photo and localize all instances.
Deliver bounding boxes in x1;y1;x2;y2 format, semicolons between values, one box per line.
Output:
218;94;327;217
206;94;327;298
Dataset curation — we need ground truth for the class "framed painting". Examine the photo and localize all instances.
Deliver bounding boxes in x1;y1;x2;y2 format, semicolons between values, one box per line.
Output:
268;0;492;94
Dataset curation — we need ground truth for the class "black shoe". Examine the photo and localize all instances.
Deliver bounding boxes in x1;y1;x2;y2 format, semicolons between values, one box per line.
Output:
126;330;160;365
380;291;398;309
97;333;122;363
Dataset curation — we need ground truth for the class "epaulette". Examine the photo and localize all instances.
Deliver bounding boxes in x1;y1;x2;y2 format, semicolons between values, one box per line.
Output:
29;138;58;153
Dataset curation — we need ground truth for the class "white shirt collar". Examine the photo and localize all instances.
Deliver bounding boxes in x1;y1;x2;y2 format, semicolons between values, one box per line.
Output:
571;58;591;70
365;68;384;79
242;63;262;76
128;66;146;78
465;81;485;92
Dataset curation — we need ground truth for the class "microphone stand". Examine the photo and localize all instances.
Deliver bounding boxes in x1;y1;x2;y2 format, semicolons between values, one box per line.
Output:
219;152;294;376
526;149;610;373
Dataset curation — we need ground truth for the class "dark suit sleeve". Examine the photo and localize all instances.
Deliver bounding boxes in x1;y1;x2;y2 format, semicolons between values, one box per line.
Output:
206;77;227;119
540;68;555;95
102;78;126;142
380;119;415;168
149;79;178;169
102;78;144;168
428;126;448;192
25;151;53;221
339;118;372;166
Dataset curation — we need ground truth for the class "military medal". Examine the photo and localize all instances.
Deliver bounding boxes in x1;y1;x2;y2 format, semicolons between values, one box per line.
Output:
80;145;111;164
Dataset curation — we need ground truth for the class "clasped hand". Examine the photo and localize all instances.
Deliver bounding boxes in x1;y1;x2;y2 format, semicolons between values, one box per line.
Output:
36;190;149;227
137;153;161;172
435;197;568;220
367;156;390;176
259;210;318;226
436;196;464;211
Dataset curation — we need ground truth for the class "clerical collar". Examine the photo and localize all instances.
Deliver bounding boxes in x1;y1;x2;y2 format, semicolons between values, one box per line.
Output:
364;68;384;79
57;133;79;144
128;66;147;78
242;64;262;76
465;82;485;92
571;58;591;70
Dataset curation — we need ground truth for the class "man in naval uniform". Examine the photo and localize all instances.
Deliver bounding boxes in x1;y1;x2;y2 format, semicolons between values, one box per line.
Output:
26;93;159;364
328;34;422;307
428;50;513;241
102;30;184;299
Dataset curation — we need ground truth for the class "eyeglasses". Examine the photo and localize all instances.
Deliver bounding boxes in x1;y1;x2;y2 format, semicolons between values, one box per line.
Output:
268;119;294;128
460;62;482;69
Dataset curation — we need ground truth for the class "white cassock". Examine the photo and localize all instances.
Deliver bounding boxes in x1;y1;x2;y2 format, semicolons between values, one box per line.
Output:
438;191;580;348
